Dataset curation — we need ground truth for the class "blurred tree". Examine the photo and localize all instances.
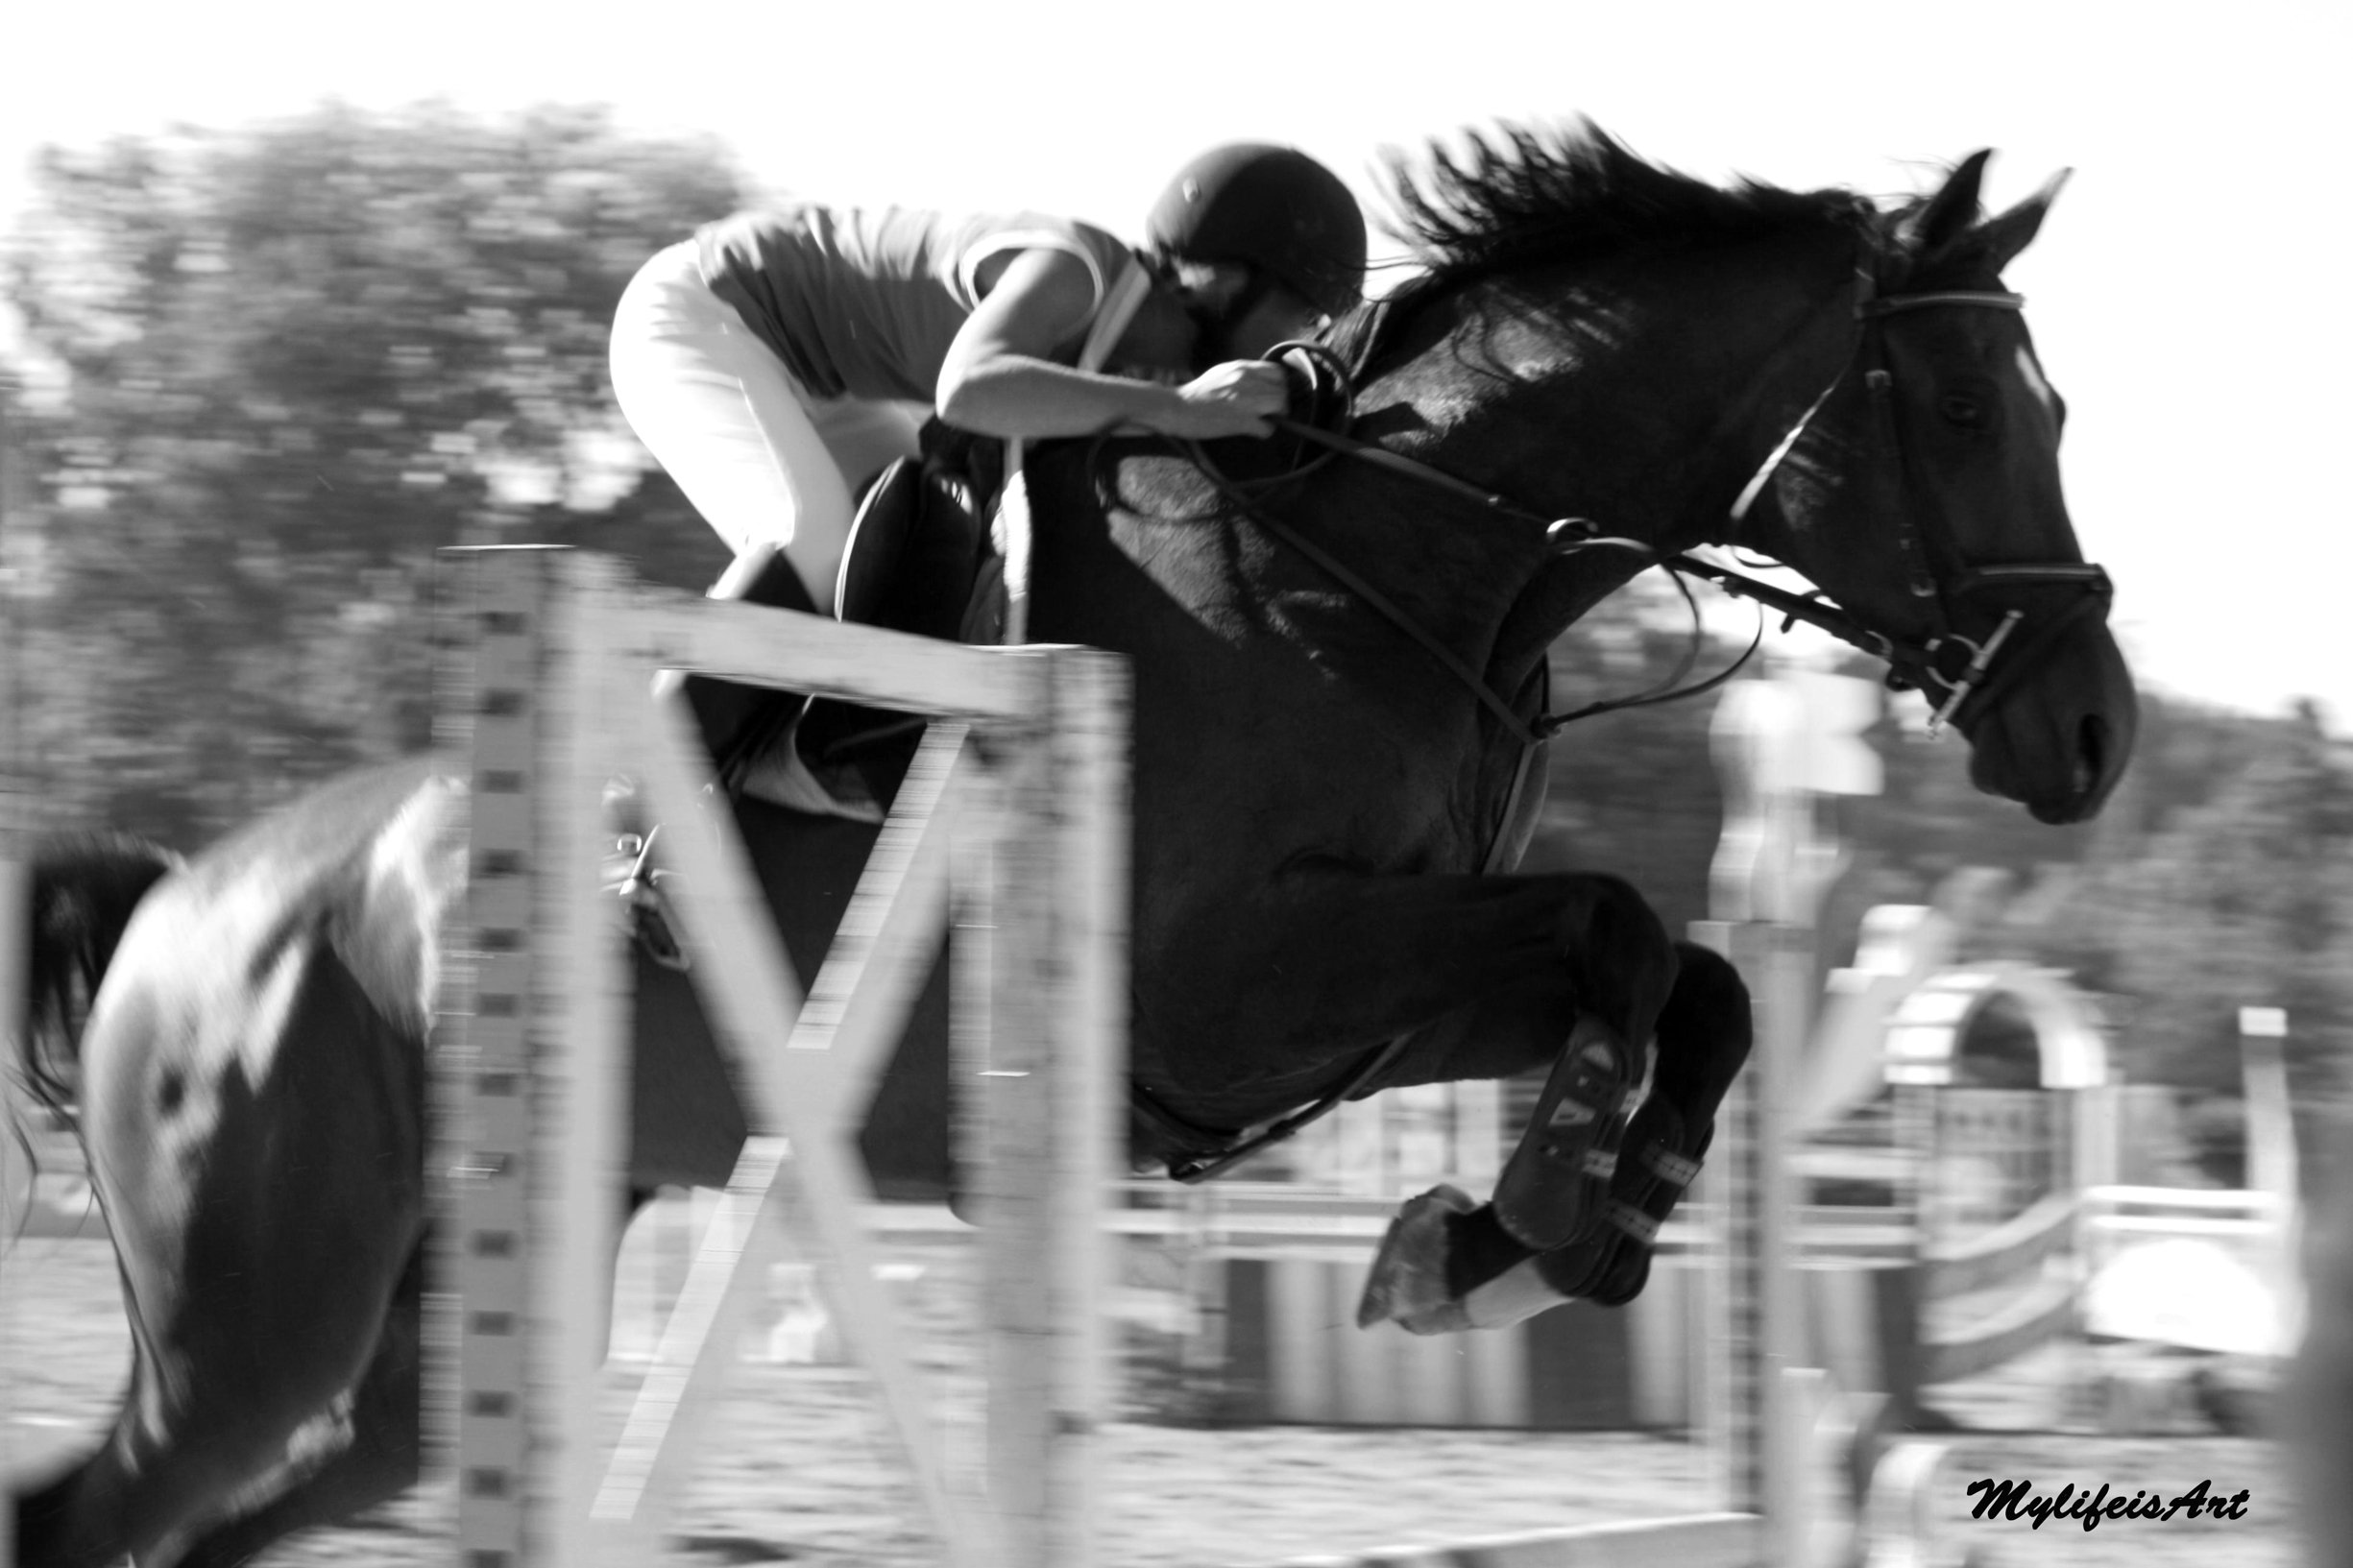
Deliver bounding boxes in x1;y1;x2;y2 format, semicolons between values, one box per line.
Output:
1533;589;2353;1114
5;103;741;841
2025;702;2353;1102
1525;576;1731;937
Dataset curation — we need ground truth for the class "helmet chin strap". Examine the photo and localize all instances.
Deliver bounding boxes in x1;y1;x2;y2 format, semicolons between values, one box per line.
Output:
1177;264;1279;364
1216;268;1279;327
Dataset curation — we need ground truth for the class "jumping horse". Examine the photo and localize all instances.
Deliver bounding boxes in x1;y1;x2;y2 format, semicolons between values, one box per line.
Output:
10;125;2135;1565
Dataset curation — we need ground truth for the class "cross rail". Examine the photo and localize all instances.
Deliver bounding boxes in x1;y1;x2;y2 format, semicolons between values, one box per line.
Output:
432;547;1127;1568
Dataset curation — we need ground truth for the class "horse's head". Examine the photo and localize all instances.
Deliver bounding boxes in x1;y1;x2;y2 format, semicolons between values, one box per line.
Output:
1738;154;2136;824
1336;130;2133;826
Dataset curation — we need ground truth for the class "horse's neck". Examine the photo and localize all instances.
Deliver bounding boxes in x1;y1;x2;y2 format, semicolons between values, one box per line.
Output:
1398;241;1859;672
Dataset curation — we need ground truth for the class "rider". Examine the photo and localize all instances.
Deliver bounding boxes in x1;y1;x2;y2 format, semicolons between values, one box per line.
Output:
610;144;1367;810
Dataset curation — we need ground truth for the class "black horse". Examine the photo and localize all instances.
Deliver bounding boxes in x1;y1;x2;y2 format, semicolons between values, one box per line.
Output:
10;126;2133;1566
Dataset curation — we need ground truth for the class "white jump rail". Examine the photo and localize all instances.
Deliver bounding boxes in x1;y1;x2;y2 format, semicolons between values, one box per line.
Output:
0;736;22;1568
1;377;26;1568
432;546;1127;1568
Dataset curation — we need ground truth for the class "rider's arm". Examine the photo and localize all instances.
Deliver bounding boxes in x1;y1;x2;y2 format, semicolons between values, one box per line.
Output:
935;248;1287;441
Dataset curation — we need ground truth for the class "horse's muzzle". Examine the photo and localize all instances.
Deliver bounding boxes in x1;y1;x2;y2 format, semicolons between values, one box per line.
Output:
1965;628;2137;825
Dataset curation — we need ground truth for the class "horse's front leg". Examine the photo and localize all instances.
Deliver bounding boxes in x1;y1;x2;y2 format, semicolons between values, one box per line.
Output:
1161;868;1677;1097
1152;869;1686;1316
1359;938;1754;1335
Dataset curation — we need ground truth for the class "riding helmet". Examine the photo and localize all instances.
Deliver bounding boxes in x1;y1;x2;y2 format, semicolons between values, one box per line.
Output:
1146;143;1368;319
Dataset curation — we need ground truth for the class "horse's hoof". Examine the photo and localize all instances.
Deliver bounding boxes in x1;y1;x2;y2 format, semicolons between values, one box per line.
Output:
1356;1184;1477;1333
1492;1015;1637;1251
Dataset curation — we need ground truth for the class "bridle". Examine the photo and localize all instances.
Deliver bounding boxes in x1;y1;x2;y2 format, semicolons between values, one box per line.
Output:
1700;269;2112;736
1166;257;2112;746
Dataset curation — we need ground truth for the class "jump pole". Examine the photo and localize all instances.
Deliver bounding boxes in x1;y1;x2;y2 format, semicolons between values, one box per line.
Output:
432;546;1128;1568
1696;671;1885;1566
0;370;28;1568
0;840;17;1568
0;809;19;1568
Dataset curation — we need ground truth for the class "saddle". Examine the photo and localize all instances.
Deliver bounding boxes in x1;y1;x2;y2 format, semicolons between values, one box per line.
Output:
618;426;1008;970
837;419;1010;647
689;418;1012;805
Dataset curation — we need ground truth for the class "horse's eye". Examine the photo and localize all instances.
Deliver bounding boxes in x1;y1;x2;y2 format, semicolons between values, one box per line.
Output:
1939;393;1989;429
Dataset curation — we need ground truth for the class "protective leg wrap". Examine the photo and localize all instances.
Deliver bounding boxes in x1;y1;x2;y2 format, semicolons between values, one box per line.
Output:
1540;1097;1710;1308
1491;1013;1640;1251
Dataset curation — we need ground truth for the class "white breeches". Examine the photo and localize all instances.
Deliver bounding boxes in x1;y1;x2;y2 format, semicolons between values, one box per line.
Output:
609;241;924;614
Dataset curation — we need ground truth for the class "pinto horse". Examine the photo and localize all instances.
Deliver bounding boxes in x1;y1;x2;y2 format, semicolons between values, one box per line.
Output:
11;126;2134;1566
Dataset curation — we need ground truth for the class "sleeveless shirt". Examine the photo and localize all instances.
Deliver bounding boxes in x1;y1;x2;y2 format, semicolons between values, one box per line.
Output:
697;205;1137;403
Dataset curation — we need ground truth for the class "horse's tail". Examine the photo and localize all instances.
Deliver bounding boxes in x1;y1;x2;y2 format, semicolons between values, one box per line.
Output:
14;831;183;1116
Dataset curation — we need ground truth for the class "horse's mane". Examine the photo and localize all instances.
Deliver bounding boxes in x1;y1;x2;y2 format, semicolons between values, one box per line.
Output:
1330;121;1901;369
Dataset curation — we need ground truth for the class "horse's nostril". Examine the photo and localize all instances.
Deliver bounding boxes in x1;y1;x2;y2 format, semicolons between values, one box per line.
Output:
2075;714;2106;798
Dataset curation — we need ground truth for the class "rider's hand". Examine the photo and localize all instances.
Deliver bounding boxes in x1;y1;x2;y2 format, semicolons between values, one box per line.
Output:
1152;359;1291;440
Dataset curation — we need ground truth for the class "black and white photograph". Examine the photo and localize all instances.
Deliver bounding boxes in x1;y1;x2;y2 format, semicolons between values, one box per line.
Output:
3;4;2346;1565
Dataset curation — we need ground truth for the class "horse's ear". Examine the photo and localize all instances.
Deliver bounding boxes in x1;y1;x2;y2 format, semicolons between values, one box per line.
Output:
1903;150;1994;257
1969;167;2072;276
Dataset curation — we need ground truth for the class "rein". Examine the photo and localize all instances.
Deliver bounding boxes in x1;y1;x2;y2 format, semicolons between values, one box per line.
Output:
1122;263;2113;1184
1180;268;2110;746
1145;356;1727;749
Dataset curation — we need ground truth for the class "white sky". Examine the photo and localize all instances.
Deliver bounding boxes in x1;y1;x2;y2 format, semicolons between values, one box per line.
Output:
4;0;2346;728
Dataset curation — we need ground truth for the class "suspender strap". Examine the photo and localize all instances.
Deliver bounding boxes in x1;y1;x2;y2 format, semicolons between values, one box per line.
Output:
1002;258;1154;643
1078;259;1152;374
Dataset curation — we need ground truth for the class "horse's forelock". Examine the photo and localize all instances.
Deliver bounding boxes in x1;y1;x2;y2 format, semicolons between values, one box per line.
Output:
1865;152;2062;294
1880;210;2007;295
